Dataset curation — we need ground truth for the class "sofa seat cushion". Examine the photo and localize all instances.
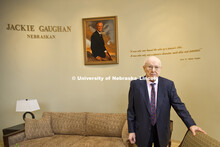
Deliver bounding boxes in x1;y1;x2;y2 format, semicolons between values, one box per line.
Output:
14;135;85;147
72;136;127;147
86;113;126;137
43;112;86;135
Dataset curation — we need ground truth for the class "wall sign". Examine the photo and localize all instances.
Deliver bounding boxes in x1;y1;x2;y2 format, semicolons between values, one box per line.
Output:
6;24;71;39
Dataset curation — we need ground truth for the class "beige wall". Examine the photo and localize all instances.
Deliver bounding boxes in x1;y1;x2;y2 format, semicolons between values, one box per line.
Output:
0;0;220;142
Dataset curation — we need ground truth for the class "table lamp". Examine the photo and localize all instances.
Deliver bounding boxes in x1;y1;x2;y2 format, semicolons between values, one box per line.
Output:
16;99;40;121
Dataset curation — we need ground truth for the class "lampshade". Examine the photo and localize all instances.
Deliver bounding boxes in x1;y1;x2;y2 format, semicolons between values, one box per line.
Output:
16;99;40;112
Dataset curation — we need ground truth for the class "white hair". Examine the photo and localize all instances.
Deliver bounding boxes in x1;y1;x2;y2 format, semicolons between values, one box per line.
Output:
143;56;162;67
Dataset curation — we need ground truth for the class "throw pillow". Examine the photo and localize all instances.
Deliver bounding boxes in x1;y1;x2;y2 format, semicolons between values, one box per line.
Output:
25;116;54;140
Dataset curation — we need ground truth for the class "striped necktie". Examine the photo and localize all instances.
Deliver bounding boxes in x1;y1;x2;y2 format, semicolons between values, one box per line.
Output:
150;83;156;126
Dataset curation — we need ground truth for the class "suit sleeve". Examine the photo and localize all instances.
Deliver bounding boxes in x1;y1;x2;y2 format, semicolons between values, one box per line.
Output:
127;81;136;133
169;81;196;128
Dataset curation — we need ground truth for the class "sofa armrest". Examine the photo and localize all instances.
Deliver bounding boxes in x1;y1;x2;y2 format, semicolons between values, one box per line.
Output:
122;120;138;147
3;129;25;147
121;120;128;144
121;120;129;147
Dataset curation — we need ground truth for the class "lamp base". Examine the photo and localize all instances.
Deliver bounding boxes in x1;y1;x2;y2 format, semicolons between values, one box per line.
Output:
23;112;35;121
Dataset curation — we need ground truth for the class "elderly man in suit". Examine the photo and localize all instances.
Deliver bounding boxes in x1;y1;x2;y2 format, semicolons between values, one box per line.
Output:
91;22;111;61
127;56;206;147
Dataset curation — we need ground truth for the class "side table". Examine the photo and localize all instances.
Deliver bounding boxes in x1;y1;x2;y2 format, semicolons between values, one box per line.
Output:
3;123;25;135
2;123;25;147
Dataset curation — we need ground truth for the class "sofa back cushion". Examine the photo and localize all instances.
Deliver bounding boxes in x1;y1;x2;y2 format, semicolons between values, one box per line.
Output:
43;112;86;135
180;130;220;147
86;113;126;137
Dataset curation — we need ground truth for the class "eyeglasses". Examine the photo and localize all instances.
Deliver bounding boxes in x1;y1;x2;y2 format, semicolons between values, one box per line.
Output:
147;65;160;71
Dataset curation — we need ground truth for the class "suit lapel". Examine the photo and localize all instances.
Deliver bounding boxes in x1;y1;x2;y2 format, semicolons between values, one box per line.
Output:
140;78;151;114
156;77;165;119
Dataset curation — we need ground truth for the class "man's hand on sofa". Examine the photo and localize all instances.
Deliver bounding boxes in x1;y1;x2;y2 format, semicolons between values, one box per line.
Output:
190;125;207;136
128;133;136;144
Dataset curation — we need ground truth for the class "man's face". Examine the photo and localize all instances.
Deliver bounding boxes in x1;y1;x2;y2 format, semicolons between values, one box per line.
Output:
96;22;103;32
143;58;161;80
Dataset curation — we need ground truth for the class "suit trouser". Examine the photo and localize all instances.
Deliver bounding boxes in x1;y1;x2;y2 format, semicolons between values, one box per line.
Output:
147;124;160;147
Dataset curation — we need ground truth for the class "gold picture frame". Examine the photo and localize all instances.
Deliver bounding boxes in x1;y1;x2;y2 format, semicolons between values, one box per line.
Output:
82;16;118;65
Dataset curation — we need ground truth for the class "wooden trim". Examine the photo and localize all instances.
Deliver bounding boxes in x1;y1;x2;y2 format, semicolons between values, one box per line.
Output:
3;129;25;147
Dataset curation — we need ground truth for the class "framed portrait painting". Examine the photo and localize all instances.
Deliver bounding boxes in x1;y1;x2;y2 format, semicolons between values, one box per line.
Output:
82;16;118;65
